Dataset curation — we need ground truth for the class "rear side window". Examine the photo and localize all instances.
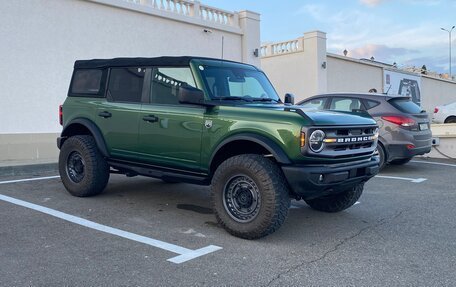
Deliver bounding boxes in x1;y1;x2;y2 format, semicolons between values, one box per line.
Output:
364;100;380;110
70;69;103;95
330;98;364;112
388;98;422;114
300;98;327;110
108;67;146;103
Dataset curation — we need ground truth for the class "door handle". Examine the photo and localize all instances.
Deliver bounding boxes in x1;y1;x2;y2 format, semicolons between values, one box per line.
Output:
98;111;112;118
143;115;159;123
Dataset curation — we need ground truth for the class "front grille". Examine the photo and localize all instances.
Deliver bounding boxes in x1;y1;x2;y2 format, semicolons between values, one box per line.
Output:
305;125;378;158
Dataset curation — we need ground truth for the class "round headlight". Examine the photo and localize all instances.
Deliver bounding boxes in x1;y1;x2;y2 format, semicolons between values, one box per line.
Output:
309;130;325;152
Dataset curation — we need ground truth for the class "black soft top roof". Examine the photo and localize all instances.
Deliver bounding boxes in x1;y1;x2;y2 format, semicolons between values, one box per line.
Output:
74;56;246;69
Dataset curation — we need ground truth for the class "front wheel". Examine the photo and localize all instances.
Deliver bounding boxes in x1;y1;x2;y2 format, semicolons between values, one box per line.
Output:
376;143;387;170
304;183;363;213
211;154;290;239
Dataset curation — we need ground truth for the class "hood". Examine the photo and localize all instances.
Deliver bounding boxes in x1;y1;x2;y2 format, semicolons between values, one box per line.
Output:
242;103;377;126
298;109;376;126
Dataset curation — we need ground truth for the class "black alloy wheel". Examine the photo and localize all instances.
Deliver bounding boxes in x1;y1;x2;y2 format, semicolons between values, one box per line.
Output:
223;175;261;223
66;151;86;183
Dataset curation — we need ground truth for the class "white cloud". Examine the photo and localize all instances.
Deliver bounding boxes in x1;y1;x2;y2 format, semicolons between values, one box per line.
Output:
359;0;387;7
295;2;452;72
359;0;441;6
346;44;415;59
294;4;325;21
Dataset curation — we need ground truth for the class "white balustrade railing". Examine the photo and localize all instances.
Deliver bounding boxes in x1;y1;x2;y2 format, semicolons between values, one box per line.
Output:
122;0;238;27
199;4;237;26
260;39;303;57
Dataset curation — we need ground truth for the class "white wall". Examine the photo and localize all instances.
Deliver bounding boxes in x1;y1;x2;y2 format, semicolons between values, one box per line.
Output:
261;51;308;100
327;54;383;94
0;0;259;134
260;31;327;102
421;76;456;111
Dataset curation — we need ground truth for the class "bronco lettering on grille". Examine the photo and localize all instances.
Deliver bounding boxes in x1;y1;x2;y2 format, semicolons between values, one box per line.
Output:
335;136;373;143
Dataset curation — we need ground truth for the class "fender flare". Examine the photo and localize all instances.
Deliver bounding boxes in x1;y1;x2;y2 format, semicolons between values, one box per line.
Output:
59;118;109;157
209;133;292;165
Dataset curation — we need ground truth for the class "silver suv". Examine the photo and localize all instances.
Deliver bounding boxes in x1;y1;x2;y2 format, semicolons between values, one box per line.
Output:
298;93;432;169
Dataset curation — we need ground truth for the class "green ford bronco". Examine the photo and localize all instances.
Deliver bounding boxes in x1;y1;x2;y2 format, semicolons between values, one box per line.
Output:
58;57;379;239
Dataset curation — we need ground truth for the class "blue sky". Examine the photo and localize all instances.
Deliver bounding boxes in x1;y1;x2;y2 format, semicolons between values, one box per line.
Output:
203;0;456;73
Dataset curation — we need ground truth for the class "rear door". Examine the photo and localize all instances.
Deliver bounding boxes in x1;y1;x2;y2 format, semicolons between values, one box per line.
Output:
137;66;205;171
95;67;146;160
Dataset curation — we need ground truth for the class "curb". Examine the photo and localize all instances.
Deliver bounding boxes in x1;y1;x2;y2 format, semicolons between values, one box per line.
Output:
0;163;58;177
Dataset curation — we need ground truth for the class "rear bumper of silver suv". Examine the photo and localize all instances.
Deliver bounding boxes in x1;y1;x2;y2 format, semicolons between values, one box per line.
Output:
384;128;432;161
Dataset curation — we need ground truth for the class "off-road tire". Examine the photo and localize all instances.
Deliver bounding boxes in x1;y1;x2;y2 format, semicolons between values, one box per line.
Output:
211;154;290;239
59;135;109;197
390;157;412;165
304;183;363;213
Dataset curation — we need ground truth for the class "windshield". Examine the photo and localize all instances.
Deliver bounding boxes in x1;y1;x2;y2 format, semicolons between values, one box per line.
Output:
197;64;280;102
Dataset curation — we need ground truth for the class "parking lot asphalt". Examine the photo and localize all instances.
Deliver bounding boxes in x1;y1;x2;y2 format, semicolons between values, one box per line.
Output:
1;158;455;286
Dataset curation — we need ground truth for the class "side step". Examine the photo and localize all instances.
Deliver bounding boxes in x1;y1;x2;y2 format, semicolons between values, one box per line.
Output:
107;160;210;185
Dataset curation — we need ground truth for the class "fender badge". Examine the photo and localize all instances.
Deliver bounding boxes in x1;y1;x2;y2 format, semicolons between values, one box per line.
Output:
205;120;213;129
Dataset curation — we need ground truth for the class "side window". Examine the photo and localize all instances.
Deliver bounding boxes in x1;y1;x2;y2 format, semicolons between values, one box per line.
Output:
300;98;327;110
70;69;103;96
364;100;380;110
330;98;364;112
150;67;196;105
108;67;145;103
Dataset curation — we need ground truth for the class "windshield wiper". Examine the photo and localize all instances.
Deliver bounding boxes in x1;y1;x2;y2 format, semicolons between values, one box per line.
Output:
252;98;281;103
214;96;253;102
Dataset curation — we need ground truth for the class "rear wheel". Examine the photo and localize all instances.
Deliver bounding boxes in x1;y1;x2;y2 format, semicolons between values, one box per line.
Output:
211;154;290;239
304;183;363;213
445;117;456;123
59;135;109;197
390;157;412;165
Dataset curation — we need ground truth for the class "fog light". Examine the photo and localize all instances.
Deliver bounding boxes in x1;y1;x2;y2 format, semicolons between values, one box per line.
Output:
406;144;415;149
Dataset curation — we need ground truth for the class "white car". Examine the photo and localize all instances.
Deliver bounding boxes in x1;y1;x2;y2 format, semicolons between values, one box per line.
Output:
433;101;456;124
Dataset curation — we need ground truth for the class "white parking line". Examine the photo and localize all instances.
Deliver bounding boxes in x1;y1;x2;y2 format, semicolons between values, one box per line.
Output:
0;176;60;185
0;194;222;264
410;160;456;168
375;175;427;183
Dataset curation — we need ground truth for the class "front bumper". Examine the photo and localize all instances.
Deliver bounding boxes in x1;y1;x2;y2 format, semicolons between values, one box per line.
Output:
281;156;379;200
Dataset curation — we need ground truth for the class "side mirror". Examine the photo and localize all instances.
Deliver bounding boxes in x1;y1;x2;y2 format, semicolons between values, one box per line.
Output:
284;93;295;105
178;86;206;105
